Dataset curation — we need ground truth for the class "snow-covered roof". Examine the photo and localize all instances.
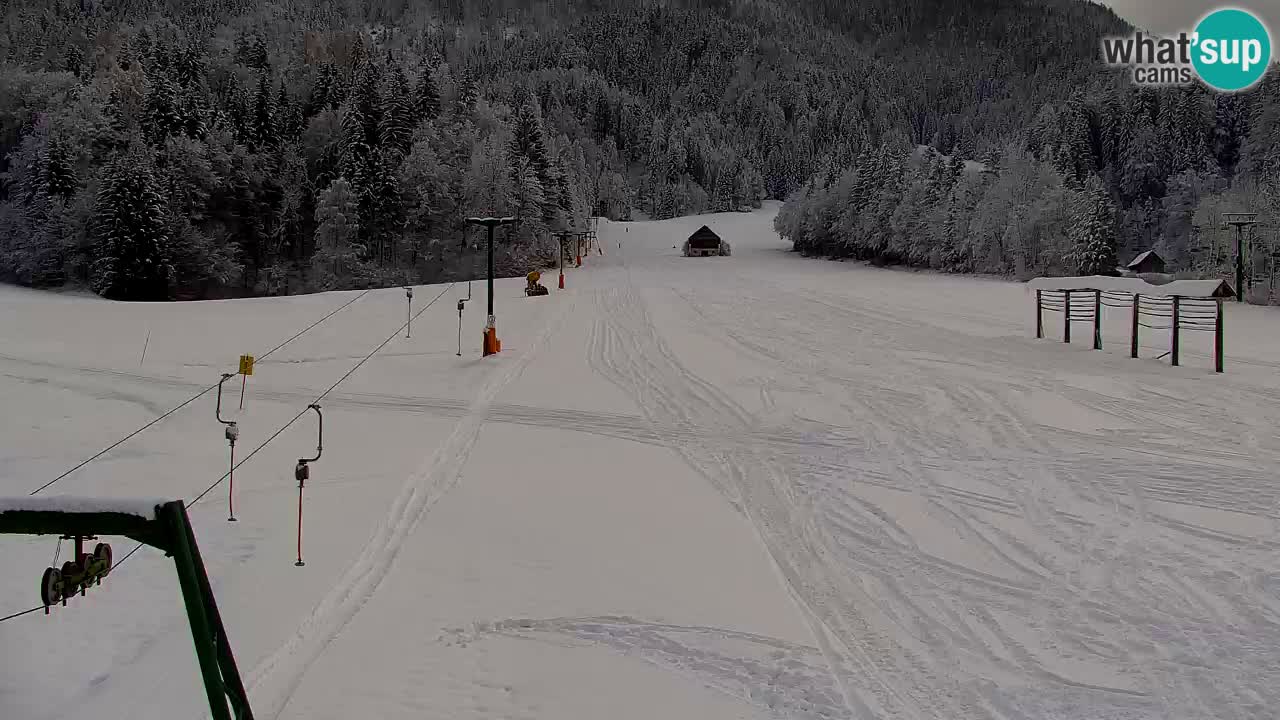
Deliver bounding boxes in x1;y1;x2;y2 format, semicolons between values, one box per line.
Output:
1026;276;1235;299
688;225;721;242
0;496;171;519
1125;250;1163;269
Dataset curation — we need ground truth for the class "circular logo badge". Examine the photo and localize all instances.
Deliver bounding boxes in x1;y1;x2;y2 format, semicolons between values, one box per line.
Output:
1192;8;1273;92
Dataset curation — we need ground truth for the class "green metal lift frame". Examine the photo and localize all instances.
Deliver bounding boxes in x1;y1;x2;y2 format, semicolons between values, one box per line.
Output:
0;499;254;720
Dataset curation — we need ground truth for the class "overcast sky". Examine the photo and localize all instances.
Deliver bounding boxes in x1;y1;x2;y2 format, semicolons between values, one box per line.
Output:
1097;0;1280;36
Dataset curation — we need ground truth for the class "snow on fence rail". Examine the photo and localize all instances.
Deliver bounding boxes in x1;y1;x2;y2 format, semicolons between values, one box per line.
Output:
1026;276;1235;373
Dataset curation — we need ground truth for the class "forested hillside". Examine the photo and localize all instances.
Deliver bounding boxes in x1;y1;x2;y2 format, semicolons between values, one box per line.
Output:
774;4;1280;301
2;0;1274;300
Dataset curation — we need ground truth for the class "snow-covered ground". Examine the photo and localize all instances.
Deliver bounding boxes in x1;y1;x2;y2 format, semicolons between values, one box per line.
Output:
4;204;1280;720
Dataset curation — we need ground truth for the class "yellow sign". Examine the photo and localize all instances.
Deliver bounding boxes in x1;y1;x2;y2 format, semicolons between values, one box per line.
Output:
238;355;255;376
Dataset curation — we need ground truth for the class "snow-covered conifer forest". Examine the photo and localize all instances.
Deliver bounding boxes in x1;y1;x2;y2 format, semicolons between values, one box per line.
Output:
2;0;1276;300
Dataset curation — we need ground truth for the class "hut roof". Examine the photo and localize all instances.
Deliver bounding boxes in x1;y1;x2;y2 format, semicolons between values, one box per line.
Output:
1125;250;1163;269
687;226;721;243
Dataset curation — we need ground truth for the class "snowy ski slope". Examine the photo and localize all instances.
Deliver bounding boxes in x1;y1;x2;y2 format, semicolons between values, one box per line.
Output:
4;205;1280;720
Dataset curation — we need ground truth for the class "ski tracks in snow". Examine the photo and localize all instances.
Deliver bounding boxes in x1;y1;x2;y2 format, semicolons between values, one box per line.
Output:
584;251;1280;720
243;300;573;720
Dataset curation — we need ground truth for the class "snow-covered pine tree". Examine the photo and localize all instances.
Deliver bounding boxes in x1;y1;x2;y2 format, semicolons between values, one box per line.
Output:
1213;93;1248;179
348;32;369;70
0;121;71;286
1070;175;1118;276
454;66;478;115
224;77;254;147
591;87;611;142
366;147;404;264
509;96;551;181
144;74;184;143
872;152;904;254
307;63;338;116
277;80;303;141
251;71;278;150
510;154;547;227
921;153;946;207
351;62;384;150
1241;71;1280;181
91;152;174;300
239;34;269;71
173;41;206;89
414;66;440;123
380;63;416;158
946;150;965;190
45;135;78;201
312;177;363;288
338;97;371;181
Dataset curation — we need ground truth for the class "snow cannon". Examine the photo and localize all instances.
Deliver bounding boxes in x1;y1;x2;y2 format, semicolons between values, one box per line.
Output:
525;270;549;297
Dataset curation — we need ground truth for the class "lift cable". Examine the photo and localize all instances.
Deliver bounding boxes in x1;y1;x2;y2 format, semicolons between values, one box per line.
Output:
27;290;373;497
2;284;455;624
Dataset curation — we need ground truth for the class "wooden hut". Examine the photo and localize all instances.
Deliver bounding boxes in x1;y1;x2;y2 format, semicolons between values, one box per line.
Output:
1125;250;1166;275
683;226;728;257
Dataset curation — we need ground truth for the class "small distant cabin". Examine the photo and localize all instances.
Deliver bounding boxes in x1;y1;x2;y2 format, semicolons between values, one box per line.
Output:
683;226;729;257
1125;250;1166;275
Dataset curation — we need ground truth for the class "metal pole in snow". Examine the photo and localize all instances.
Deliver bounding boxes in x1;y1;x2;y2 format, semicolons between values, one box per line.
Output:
1236;225;1245;303
1171;296;1181;367
1215;299;1225;373
405;287;414;338
1063;291;1071;344
1131;294;1140;359
487;224;495;320
294;404;322;567
227;442;236;522
1093;290;1102;350
1035;289;1042;339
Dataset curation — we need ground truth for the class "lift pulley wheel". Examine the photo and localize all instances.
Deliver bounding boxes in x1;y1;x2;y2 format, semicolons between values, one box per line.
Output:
41;566;63;607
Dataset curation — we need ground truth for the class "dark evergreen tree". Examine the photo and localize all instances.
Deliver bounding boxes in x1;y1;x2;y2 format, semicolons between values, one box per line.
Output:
454;67;478;115
339;97;371;181
144;74;184;143
308;63;341;116
1070;176;1117;276
277;80;304;141
251;71;278;150
238;34;269;70
45;136;78;201
507;94;555;227
414;66;440;123
380;63;416;158
91;152;174;300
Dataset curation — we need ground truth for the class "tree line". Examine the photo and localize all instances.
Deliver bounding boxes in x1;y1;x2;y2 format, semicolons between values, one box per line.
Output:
776;71;1280;302
3;0;1275;299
